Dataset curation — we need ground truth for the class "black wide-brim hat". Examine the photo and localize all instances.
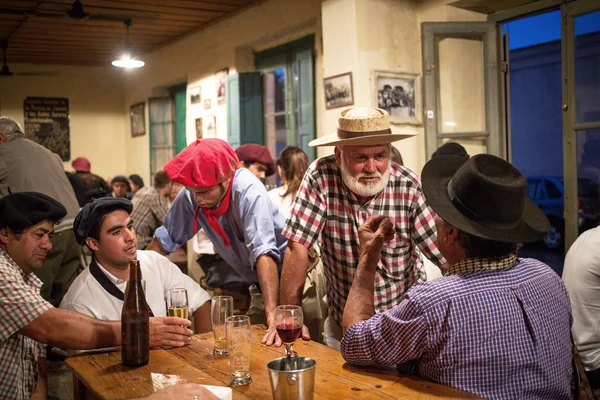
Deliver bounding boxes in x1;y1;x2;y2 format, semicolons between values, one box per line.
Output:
421;154;550;243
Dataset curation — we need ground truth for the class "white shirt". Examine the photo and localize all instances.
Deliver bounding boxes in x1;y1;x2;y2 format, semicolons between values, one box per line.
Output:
60;250;211;321
563;226;600;371
268;186;294;219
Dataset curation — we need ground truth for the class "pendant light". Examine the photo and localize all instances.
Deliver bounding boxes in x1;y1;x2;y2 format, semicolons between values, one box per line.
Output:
112;19;145;69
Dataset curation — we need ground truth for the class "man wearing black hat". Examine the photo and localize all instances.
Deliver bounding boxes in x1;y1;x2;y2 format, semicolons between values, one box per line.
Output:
340;155;572;399
61;197;211;336
110;175;133;199
0;192;193;399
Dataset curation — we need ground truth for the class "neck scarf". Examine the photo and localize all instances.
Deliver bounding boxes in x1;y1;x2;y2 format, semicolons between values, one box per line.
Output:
193;177;235;247
444;252;518;276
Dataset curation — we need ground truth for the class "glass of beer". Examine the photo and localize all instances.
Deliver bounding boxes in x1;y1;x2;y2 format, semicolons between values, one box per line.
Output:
167;288;189;320
226;315;252;386
211;296;233;355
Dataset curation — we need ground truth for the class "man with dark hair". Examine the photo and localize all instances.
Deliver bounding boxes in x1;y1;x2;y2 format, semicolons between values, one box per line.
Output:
0;116;81;307
0;192;192;399
111;175;132;199
129;174;145;196
234;143;276;180
131;170;173;249
341;154;572;399
61;197;211;340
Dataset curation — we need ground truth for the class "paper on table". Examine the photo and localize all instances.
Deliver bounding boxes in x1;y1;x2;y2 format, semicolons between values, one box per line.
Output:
151;373;232;400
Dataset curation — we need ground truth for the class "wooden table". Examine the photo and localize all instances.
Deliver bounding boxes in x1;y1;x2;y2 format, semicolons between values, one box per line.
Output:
66;325;481;399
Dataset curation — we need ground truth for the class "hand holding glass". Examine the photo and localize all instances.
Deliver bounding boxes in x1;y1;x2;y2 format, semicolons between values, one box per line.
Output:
211;296;233;355
226;315;252;386
274;305;303;359
167;288;189;320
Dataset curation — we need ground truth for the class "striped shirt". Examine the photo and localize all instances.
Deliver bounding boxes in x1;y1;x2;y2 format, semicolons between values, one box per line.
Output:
341;257;573;399
283;156;444;325
131;186;170;249
0;248;52;399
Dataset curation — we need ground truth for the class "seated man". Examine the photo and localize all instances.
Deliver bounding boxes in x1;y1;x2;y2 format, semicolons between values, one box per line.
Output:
131;170;173;249
61;197;211;334
341;154;572;399
0;192;192;399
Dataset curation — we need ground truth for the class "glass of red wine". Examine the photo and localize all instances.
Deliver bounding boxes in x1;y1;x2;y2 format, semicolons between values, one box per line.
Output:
275;305;303;361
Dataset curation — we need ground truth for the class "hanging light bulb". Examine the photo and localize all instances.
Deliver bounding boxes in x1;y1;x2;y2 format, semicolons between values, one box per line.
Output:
112;19;145;69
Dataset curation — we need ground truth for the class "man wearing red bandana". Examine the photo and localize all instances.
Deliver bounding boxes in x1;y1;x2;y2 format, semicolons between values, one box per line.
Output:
147;139;288;345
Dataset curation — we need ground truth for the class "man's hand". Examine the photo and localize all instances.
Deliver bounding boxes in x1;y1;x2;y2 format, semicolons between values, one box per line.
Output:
140;383;219;400
358;215;395;264
149;317;193;347
262;317;311;346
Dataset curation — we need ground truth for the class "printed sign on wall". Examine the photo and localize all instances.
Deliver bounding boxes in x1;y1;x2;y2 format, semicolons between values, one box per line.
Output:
23;97;70;161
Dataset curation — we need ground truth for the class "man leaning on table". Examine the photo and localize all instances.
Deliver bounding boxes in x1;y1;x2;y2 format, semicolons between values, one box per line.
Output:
0;192;192;400
341;154;573;399
60;197;212;337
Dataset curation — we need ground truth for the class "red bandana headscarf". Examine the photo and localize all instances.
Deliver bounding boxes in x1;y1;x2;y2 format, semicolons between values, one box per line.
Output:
164;138;239;247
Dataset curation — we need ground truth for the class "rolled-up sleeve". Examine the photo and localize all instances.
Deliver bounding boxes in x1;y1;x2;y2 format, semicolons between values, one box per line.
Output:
240;185;282;268
340;297;429;367
155;189;197;253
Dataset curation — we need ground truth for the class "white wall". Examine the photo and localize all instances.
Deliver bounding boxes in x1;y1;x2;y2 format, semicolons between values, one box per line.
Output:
0;63;127;179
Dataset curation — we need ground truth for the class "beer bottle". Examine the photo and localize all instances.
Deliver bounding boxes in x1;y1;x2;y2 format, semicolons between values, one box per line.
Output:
121;260;150;366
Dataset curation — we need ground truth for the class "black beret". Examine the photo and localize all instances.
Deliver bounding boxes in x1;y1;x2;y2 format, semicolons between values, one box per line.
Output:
111;175;130;186
74;197;133;245
0;192;67;231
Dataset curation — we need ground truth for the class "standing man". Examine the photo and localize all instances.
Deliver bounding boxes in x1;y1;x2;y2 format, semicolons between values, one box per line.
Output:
341;155;570;399
235;143;276;180
280;107;446;349
0;192;192;399
147;138;287;344
131;170;173;249
0;116;81;307
72;156;111;202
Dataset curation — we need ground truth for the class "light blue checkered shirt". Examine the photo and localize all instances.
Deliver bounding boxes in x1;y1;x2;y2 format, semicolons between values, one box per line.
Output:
341;257;573;399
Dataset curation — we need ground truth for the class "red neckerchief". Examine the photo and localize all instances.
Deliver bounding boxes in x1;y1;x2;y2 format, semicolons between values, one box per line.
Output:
193;177;235;247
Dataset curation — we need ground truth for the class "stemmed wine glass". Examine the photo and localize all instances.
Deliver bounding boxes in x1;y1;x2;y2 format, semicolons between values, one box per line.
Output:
274;305;303;360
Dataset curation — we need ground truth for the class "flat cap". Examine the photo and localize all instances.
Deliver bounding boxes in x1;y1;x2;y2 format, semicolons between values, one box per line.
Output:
73;197;133;245
0;192;67;231
235;144;276;176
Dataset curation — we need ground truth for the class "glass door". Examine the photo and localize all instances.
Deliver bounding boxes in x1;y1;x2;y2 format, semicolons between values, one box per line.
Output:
563;1;600;251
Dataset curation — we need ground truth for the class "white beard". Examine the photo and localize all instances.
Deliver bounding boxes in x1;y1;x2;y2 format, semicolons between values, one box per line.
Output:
340;159;391;198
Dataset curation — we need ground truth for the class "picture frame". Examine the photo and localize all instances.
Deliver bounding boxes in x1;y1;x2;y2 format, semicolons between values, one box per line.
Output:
324;72;354;110
205;115;216;137
195;117;203;139
204;98;212;110
190;86;201;104
216;68;229;105
129;102;146;137
373;70;422;125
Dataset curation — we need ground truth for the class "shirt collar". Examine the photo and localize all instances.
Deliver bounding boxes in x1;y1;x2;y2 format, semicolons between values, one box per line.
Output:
444;252;518;276
0;247;44;289
95;258;127;285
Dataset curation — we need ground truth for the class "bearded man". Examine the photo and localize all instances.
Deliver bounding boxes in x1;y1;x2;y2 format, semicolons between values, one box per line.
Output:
279;107;447;349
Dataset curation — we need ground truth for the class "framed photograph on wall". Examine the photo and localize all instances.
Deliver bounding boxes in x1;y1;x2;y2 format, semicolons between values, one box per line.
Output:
324;72;354;109
204;98;211;110
190;86;201;104
129;102;146;137
195;117;203;139
205;115;216;137
216;68;229;105
373;70;422;125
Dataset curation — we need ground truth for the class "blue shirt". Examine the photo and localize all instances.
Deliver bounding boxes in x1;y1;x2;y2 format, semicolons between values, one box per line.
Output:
155;169;287;284
341;258;573;399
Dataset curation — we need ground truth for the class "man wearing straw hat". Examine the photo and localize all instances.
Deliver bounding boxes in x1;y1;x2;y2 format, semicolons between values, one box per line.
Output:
279;107;447;349
341;154;572;399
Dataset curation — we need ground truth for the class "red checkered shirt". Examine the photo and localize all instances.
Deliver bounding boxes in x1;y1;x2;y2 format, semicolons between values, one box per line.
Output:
283;156;444;325
0;248;52;399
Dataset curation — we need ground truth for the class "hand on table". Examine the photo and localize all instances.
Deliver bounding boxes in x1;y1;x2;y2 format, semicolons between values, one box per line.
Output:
149;317;193;347
141;384;219;400
261;318;311;346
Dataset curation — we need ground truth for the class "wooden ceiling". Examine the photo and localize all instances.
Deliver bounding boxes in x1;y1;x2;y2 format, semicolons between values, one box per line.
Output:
0;0;260;66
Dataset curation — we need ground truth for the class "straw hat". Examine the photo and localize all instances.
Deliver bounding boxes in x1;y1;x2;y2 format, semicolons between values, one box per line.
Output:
309;107;415;147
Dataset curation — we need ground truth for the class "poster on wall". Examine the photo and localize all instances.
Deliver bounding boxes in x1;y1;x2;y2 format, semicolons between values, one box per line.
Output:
205;115;216;137
216;68;228;105
23;97;70;161
195;117;203;139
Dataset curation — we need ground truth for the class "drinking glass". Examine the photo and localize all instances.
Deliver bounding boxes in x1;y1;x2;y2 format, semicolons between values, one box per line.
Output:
226;315;252;386
211;296;233;355
274;305;303;359
167;288;189;320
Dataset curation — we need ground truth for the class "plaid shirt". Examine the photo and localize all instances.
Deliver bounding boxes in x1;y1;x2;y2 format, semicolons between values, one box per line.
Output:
131;186;169;249
283;156;444;325
341;257;573;399
0;248;52;399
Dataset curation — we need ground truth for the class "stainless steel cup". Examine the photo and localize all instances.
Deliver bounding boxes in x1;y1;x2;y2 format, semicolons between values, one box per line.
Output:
266;356;316;400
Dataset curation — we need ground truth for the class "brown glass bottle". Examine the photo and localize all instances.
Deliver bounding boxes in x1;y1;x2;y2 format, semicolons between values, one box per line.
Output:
121;260;150;366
